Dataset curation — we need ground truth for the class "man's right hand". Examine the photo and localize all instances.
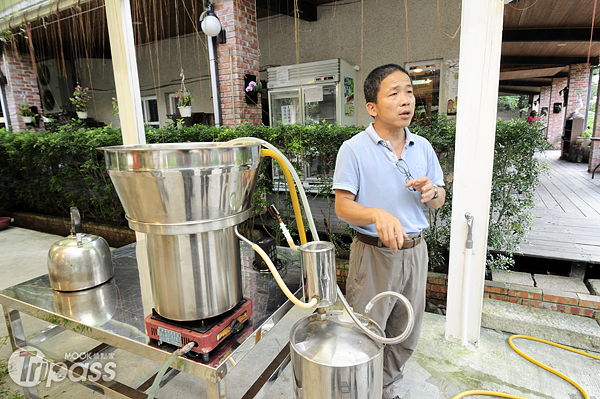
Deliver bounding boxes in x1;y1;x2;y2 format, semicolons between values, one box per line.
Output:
335;189;408;252
373;209;408;253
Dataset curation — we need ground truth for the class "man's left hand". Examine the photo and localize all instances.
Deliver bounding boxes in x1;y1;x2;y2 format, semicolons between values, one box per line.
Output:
406;176;436;203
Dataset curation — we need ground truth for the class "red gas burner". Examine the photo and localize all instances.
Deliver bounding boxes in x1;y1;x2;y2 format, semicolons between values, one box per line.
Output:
145;298;253;363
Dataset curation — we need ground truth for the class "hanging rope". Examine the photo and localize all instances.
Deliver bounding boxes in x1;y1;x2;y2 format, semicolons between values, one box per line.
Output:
404;0;411;64
175;0;185;91
508;0;539;11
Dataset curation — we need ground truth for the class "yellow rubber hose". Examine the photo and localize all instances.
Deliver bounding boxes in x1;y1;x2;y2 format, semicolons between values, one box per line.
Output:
452;335;600;399
261;149;307;244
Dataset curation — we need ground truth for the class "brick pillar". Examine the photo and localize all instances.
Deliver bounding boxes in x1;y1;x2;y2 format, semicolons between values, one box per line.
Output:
547;77;568;149
1;51;44;131
566;63;590;120
214;0;261;126
539;86;551;138
539;86;551;115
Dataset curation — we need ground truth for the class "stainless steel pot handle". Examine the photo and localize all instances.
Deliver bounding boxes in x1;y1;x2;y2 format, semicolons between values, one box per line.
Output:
336;286;414;345
70;207;83;247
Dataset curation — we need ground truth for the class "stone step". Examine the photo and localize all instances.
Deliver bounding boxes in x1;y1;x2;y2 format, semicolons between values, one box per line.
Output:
481;298;600;353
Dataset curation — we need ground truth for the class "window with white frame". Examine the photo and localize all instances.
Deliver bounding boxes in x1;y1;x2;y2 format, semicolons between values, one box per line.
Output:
141;96;159;128
167;93;178;115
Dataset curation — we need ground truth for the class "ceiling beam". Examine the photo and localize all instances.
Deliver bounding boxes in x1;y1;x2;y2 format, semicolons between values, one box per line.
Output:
499;80;552;87
498;86;541;96
255;0;317;21
499;66;565;80
503;29;600;42
501;56;599;65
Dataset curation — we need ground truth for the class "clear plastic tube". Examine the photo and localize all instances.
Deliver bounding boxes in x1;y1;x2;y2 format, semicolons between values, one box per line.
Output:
226;138;413;345
147;341;195;399
235;226;318;308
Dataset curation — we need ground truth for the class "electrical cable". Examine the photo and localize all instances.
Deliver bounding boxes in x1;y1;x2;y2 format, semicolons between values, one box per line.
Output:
452;334;600;399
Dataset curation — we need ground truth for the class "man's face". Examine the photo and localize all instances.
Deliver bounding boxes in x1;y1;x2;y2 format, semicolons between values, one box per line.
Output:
366;70;415;130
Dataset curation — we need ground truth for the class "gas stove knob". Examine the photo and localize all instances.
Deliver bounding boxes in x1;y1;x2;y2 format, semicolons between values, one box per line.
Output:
230;319;243;334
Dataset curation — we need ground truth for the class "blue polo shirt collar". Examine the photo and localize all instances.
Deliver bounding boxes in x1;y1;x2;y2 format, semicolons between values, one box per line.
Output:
365;123;415;147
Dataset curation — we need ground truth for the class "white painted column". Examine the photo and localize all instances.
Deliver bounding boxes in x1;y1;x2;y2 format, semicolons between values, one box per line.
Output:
105;0;152;315
104;0;145;145
445;0;505;347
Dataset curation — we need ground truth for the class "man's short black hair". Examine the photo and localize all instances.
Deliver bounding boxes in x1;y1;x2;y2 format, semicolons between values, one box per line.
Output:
364;64;411;104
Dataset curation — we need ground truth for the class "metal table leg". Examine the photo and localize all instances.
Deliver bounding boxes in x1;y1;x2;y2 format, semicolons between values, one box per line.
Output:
206;378;226;399
592;162;600;179
3;307;41;399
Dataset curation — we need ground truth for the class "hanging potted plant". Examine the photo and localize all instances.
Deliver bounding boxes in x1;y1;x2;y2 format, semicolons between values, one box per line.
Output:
17;103;35;124
70;85;91;119
175;86;194;117
245;77;262;105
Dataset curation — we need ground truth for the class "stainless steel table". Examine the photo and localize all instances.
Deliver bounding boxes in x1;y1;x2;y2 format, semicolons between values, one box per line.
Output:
0;242;303;398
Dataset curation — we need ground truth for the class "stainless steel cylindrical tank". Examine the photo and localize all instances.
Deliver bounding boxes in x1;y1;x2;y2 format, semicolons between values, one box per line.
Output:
299;241;337;308
101;142;261;321
290;310;384;399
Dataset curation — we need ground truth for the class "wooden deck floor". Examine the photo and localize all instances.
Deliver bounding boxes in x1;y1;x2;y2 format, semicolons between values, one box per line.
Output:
519;150;600;264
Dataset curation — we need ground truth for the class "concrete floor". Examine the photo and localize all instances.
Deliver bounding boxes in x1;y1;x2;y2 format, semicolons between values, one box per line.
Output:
1;225;600;399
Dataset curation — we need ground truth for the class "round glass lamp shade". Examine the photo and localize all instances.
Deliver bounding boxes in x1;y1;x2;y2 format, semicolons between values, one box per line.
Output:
201;15;222;37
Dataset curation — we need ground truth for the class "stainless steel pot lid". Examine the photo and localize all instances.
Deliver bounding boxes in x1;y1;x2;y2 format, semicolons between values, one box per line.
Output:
290;310;383;367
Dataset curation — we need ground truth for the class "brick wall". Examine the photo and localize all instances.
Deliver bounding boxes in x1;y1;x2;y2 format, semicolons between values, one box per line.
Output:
547;77;568;149
337;268;600;322
336;258;349;293
483;280;600;320
566;63;590;120
590;139;600;173
539;86;551;137
427;272;448;306
1;51;45;132
12;212;136;248
215;0;262;126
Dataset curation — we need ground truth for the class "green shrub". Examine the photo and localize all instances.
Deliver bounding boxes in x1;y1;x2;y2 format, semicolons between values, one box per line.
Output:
412;115;550;270
0;117;549;271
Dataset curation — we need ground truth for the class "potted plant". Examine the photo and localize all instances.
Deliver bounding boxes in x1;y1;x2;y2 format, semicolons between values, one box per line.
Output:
245;78;262;105
245;79;262;94
70;85;91;119
17;103;35;123
174;87;194;117
577;129;592;146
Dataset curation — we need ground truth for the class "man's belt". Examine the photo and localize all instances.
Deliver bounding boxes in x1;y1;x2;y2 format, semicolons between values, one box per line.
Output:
356;232;422;249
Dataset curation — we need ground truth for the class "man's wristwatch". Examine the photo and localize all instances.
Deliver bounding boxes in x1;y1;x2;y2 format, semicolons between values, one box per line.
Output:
431;184;439;200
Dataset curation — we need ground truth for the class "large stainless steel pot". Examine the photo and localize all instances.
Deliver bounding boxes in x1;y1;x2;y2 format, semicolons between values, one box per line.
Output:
47;207;114;292
290;310;384;399
101;142;261;321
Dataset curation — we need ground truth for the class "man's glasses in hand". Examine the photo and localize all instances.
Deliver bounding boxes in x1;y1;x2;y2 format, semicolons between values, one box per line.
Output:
396;159;416;192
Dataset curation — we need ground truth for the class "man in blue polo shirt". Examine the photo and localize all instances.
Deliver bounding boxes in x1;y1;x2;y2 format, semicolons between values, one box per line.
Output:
333;64;446;399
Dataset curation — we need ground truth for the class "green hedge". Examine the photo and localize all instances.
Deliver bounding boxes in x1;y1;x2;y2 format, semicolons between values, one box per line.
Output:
0;121;361;228
0;116;549;270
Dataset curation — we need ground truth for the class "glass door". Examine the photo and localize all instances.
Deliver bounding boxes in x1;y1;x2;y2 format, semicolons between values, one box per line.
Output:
269;89;301;125
303;84;337;125
406;60;442;117
141;96;159;128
